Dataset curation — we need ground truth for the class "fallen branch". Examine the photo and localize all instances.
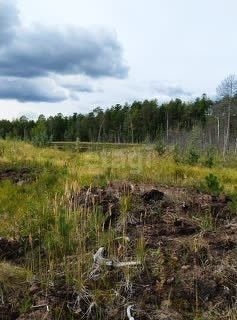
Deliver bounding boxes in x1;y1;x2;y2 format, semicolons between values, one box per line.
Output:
225;223;237;230
0;289;4;305
127;305;135;320
89;247;141;280
32;304;50;312
67;295;82;314
93;247;113;267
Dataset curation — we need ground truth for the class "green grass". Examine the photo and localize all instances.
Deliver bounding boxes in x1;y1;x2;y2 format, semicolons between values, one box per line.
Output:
0;262;31;289
1;139;237;188
0;139;236;319
0;139;236;238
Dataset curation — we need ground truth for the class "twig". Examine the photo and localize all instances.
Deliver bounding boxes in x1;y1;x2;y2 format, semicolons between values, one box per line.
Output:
114;261;141;267
89;247;141;280
67;295;82;314
0;288;4;305
94;247;141;267
32;304;50;312
127;305;135;320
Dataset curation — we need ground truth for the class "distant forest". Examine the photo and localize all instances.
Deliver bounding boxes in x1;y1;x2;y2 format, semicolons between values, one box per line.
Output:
0;94;237;152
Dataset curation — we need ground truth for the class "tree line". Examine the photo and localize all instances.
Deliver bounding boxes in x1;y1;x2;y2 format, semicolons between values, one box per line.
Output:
0;95;213;142
0;76;237;153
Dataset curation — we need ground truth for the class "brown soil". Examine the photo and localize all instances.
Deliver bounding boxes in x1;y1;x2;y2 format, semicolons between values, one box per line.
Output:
0;237;24;260
0;182;236;319
0;168;36;184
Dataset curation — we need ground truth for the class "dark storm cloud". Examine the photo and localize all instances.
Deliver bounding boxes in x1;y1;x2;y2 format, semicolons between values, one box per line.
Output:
0;0;128;79
0;0;128;102
0;26;128;78
0;77;69;102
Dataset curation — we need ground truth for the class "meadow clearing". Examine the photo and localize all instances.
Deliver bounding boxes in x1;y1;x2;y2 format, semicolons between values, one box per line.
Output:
0;140;236;320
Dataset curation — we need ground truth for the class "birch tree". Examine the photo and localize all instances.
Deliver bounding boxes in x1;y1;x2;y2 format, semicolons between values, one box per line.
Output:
216;74;237;157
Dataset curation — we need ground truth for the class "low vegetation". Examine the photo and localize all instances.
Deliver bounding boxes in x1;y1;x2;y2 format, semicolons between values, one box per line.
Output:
0;139;236;319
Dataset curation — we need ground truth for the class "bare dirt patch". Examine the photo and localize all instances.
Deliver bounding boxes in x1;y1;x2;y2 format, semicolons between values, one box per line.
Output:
0;167;37;184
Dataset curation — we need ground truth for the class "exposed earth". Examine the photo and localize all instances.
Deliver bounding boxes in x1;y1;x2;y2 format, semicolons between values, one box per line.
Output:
0;182;236;319
0;167;37;185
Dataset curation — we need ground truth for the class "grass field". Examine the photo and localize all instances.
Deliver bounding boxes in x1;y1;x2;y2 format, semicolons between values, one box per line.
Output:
0;140;236;319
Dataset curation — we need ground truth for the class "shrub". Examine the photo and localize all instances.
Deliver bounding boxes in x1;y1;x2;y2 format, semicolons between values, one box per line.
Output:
203;147;216;168
199;174;223;196
186;148;200;165
155;140;166;156
228;192;237;215
31;121;50;147
0;142;5;157
173;144;183;164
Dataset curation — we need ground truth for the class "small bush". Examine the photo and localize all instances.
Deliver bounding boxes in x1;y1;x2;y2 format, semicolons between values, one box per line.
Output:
228;192;237;215
31;121;50;147
173;145;183;164
203;147;216;168
0;142;5;157
199;174;223;196
186;148;200;165
155;140;166;156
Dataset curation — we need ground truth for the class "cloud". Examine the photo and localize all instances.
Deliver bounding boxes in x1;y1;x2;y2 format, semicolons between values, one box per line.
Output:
0;0;19;44
0;1;128;79
0;0;128;103
57;76;95;93
0;27;128;79
150;82;192;98
122;81;194;102
0;77;71;103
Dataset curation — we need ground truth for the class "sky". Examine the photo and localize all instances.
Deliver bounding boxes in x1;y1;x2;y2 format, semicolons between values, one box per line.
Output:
0;0;237;119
